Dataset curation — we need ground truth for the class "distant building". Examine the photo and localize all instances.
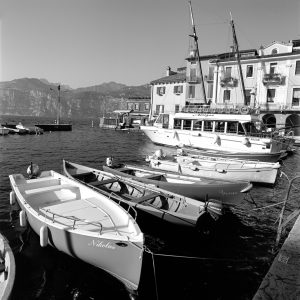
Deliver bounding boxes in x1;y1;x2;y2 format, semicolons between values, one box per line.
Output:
126;96;151;125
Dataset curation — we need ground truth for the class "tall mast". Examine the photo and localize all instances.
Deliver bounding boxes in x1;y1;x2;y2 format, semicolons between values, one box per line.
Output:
188;1;207;104
230;12;247;105
57;85;61;125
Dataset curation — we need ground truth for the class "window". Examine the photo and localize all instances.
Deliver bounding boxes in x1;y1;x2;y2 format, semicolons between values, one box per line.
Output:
155;105;164;114
156;86;165;96
144;103;150;110
223;90;231;102
246;65;253;77
190;68;197;81
295;61;300;75
174;85;183;94
182;120;192;130
267;89;276;102
215;121;225;133
175;105;180;113
134;103;139;110
245;89;251;106
270;63;277;74
225;67;232;78
193;120;202;131
292;88;300;107
174;119;181;129
127;103;134;110
203;121;213;132
227;122;238;134
188;85;195;98
271;48;278;54
207;83;213;99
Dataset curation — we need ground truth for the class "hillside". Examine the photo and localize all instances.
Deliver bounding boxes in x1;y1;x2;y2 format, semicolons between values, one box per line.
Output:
0;78;151;119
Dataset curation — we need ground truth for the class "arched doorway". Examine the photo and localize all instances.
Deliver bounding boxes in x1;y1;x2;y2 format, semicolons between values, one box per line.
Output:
285;114;300;136
262;114;276;129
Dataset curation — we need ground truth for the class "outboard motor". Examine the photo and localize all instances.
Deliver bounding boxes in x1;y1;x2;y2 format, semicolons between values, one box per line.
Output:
27;162;40;179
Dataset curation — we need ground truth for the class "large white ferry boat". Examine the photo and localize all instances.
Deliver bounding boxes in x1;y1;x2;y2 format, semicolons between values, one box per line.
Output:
140;105;290;155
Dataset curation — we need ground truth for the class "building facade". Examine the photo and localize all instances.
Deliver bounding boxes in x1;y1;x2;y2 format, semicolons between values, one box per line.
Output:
149;39;300;138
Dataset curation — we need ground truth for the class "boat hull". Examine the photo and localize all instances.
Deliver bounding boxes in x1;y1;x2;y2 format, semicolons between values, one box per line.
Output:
0;233;16;300
9;171;143;292
140;126;284;155
104;165;252;207
35;124;72;131
148;158;279;185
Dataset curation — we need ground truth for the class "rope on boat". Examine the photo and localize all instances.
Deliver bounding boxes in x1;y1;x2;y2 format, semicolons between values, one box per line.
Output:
144;246;159;300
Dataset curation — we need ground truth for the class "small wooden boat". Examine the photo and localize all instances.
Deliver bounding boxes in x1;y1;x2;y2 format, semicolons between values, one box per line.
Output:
9;170;144;294
0;232;16;300
0;127;10;136
146;150;281;185
181;147;286;163
102;164;252;207
63;160;224;229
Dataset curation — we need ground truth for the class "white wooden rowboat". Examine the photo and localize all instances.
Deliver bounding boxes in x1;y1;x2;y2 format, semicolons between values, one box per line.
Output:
9;170;144;295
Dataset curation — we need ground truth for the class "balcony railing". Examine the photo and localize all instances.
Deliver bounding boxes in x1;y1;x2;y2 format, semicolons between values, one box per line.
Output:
187;76;200;83
220;76;238;88
262;73;285;85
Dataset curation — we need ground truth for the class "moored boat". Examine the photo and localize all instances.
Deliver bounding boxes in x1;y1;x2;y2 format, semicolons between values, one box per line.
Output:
0;232;16;300
145;149;280;185
181;147;286;163
140;107;288;156
63;160;224;229
9;169;144;294
102;162;252;207
0;127;10;136
16;123;44;134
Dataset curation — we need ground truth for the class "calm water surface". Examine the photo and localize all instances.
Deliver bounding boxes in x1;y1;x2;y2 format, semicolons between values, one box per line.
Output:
1;116;300;300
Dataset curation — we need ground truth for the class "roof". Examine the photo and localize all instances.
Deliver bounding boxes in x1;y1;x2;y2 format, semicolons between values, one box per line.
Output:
113;109;133;114
150;73;186;85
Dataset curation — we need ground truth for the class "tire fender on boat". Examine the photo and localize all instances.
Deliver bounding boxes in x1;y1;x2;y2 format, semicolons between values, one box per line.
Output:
40;226;48;247
19;210;27;227
10;191;16;205
213;134;220;144
242;137;250;146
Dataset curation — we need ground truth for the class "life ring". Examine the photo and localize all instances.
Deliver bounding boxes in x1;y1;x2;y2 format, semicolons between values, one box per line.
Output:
234;107;240;114
240;106;250;114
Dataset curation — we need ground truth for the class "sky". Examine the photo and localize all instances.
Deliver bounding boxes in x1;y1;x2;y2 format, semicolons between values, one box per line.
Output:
0;0;299;89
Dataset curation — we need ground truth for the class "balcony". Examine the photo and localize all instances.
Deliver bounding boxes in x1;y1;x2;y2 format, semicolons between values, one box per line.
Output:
220;76;238;88
187;76;200;83
204;75;214;82
262;73;285;86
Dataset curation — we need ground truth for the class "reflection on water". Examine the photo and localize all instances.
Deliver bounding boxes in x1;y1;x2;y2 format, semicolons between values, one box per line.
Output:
1;115;300;299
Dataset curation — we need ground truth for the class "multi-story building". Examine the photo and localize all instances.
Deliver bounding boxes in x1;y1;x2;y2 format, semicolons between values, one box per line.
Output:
149;39;300;139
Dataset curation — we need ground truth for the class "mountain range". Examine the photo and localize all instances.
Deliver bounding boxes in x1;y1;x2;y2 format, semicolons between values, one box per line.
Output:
0;78;151;119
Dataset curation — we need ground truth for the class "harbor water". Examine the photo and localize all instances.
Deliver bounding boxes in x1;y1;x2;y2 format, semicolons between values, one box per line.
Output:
1;115;300;300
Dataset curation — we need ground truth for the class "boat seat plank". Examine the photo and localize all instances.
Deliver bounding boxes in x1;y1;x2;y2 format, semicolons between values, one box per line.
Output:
140;174;162;180
72;172;94;179
25;184;76;195
90;178;118;186
114;167;131;173
125;192;161;204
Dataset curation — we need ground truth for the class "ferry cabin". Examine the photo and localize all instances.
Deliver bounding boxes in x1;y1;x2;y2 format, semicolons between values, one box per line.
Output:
143;109;284;154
